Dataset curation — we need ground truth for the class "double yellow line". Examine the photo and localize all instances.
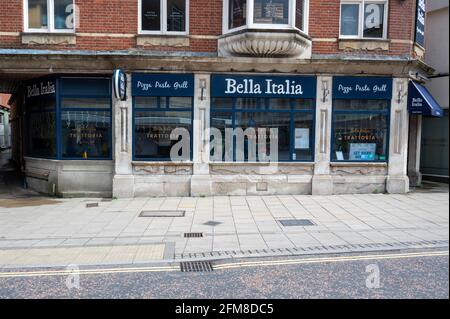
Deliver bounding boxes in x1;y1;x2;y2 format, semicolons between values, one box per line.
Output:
0;250;447;279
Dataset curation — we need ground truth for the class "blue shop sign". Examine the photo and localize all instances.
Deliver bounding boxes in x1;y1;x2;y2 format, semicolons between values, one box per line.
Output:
211;74;317;99
415;0;426;48
132;73;194;97
333;77;393;100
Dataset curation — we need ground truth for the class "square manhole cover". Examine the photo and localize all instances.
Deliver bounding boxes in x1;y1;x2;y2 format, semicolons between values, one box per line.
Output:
278;219;316;227
203;221;223;227
139;210;186;217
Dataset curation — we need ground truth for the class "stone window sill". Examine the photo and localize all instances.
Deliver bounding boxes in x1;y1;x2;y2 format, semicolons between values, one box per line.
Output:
338;39;390;52
136;35;190;47
330;162;388;167
132;161;193;166
21;32;76;45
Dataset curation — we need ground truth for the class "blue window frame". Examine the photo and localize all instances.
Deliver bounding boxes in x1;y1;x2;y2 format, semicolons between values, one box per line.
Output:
211;97;315;162
26;94;57;159
24;76;112;161
331;99;390;162
132;96;194;161
59;77;113;160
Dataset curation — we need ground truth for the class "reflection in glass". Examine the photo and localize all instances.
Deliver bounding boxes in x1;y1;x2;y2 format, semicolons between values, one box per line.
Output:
254;0;289;25
28;111;56;158
235;111;291;161
61;111;111;159
28;0;48;29
134;111;192;160
363;3;384;38
341;4;359;36
332;113;388;161
229;0;247;29
142;0;161;31
295;0;304;31
54;0;73;30
167;0;186;32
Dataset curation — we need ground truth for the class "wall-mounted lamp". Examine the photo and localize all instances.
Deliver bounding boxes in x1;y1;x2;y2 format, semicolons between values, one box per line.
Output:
397;82;407;104
200;79;207;101
322;80;330;103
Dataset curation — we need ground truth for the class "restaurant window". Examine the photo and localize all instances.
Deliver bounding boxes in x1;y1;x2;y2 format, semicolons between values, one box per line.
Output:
332;99;389;162
26;96;57;158
211;97;315;162
225;0;308;33
140;0;188;34
25;0;75;32
133;96;193;160
340;0;387;39
60;78;112;160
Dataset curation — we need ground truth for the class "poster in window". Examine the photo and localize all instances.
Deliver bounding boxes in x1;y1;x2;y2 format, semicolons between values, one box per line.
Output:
349;143;376;161
295;128;309;149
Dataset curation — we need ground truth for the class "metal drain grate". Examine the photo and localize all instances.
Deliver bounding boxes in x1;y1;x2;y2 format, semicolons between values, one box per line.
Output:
139;210;185;217
184;232;204;238
180;261;214;272
278;219;316;227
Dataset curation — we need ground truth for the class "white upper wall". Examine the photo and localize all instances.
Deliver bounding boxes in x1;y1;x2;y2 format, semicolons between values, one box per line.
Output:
425;0;449;109
427;0;449;13
425;1;449;73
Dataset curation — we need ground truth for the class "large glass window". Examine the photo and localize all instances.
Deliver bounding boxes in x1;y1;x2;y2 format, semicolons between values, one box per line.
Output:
141;0;187;33
340;1;387;39
226;0;307;32
229;0;247;29
26;96;56;158
332;99;389;162
211;98;314;162
254;0;289;25
134;96;193;160
60;79;112;160
26;0;75;32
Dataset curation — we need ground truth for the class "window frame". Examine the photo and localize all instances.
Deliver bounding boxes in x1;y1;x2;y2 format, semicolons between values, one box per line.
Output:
339;0;388;40
58;77;113;161
24;0;76;33
223;0;309;35
138;0;189;35
132;96;194;162
330;99;391;163
210;97;316;163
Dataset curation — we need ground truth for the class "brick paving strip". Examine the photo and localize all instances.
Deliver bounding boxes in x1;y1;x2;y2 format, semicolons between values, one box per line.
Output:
0;193;448;268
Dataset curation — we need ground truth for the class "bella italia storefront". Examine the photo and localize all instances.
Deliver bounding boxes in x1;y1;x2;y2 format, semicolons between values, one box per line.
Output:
20;72;415;198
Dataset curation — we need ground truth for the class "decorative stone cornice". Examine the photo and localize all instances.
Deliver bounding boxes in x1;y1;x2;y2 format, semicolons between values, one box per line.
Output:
218;28;312;59
21;33;76;45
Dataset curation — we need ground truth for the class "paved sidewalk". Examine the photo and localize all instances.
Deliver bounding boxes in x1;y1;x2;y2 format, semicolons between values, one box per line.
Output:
0;192;448;267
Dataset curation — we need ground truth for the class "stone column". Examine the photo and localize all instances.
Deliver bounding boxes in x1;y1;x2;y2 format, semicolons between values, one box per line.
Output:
312;76;333;195
112;73;135;198
387;78;410;193
190;73;212;196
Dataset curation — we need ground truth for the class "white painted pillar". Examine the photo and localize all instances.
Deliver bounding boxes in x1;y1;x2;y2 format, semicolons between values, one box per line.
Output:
112;73;135;198
190;73;212;196
387;77;410;193
312;76;333;195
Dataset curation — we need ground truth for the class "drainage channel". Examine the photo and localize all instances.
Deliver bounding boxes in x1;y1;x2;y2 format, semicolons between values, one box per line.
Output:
180;261;214;272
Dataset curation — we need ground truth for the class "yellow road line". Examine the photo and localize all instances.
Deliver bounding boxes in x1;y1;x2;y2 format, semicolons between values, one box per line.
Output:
214;250;449;270
0;250;447;279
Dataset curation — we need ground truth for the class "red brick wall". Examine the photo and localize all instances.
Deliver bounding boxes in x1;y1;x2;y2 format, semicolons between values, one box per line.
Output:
0;0;418;57
309;0;417;56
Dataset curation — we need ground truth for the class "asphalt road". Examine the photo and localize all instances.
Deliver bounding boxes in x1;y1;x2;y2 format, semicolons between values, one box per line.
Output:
0;250;448;299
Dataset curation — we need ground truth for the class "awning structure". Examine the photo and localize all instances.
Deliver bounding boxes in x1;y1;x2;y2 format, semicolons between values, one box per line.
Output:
408;81;444;117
